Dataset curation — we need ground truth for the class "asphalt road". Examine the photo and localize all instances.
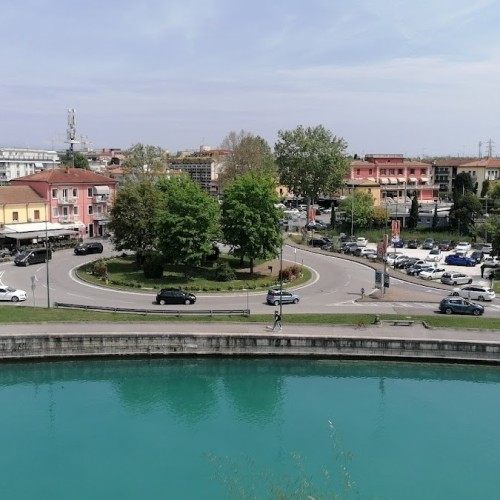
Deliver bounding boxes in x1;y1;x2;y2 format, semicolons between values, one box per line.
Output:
1;238;499;317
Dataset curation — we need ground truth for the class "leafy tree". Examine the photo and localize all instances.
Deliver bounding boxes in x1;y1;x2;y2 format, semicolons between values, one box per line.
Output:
489;183;500;201
156;176;220;275
60;151;89;169
221;173;281;274
407;196;419;230
453;172;474;202
219;131;276;187
481;179;490;198
123;143;169;177
448;192;483;235
274;125;350;220
339;191;375;231
372;206;389;228
108;178;165;264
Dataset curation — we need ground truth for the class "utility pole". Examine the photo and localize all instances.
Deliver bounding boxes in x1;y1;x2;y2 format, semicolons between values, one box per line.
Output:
66;108;79;167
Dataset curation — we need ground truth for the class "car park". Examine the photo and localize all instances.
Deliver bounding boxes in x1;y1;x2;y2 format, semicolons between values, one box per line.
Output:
266;289;300;305
407;240;419;249
444;254;476;266
419;267;446;280
455;241;471;255
451;285;496;301
422;238;435;250
406;264;434;276
425;249;442;262
397;258;424;269
0;286;27;302
440;272;473;285
439;297;484;316
74;242;104;255
156;288;196;305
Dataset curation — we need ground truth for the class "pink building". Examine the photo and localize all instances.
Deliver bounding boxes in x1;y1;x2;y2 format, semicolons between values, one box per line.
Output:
349;154;438;203
12;168;118;237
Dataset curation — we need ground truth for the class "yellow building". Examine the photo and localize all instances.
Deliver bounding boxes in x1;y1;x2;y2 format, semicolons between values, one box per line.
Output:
0;186;48;226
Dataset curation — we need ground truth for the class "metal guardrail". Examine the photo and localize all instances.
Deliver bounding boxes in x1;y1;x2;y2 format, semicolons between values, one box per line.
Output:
54;302;250;317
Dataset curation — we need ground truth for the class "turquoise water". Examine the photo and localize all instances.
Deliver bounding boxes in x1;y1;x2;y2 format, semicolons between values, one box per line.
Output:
1;358;500;499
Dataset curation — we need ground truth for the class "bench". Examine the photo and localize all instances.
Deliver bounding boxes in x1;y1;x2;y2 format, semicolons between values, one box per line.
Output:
391;320;414;327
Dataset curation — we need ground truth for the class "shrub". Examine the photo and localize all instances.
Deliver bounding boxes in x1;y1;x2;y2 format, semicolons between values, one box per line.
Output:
91;259;108;277
215;261;236;282
279;265;301;282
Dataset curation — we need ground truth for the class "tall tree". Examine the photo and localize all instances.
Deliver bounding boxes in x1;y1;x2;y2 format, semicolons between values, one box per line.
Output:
219;131;276;187
448;192;483;235
274;125;349;220
407;195;419;230
453;172;474;202
60;151;89;169
221;173;281;274
123;143;169;177
339;191;375;231
156;176;220;274
108;178;165;263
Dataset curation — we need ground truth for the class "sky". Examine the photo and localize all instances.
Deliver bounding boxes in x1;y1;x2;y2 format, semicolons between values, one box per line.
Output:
2;0;500;158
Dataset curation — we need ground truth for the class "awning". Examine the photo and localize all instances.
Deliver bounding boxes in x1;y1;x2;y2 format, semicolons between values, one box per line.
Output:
3;229;79;240
408;177;417;183
388;178;398;184
34;162;44;169
397;177;406;183
94;186;110;196
379;178;389;184
420;177;429;183
367;177;376;182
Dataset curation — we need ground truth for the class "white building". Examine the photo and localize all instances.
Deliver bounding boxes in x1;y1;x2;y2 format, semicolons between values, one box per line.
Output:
0;148;60;183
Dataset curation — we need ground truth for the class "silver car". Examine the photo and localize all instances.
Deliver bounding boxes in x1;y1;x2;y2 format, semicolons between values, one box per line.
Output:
266;289;300;306
440;272;473;286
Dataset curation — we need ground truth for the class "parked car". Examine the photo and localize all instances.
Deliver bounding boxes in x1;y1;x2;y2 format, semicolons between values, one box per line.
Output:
451;285;496;301
422;238;435;250
394;256;412;268
439;297;484;316
392;239;405;248
309;237;329;248
406;264;434;276
407;240;419;249
322;207;332;214
482;243;493;254
438;240;456;251
444;254;476;267
0;285;27;302
425;249;442;262
266;289;300;306
469;250;484;264
74;242;104;255
385;252;405;266
455;241;472;255
440;272;473;285
353;247;377;258
399;258;425;269
156;288;196;305
419;267;446;280
355;237;368;247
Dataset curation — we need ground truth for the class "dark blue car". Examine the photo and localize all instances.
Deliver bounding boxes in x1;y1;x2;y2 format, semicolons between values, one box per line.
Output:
444;254;476;267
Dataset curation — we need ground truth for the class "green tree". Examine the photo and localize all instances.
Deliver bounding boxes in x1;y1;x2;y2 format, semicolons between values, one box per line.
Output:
108;178;165;264
219;131;276;187
339;191;375;231
407;196;419;230
156;176;220;275
453;172;474;202
274;125;349;220
448;192;483;235
488;183;500;201
60;151;89;169
481;179;490;198
123;143;169;177
221;173;281;274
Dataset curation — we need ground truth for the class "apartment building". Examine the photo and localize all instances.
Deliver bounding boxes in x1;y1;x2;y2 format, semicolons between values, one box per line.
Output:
0;148;60;183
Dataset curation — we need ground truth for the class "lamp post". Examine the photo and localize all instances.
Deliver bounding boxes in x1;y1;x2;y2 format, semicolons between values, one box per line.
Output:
45;203;50;309
485;194;489;242
279;234;283;319
350;186;355;236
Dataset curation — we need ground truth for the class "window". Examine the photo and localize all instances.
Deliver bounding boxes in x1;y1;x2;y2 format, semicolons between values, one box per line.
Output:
389;169;395;175
73;206;79;215
398;169;403;174
34;210;40;220
52;188;58;198
12;211;19;222
87;188;93;197
409;169;415;174
72;188;78;197
369;169;373;175
52;207;59;217
420;169;426;175
356;169;360;175
380;169;386;174
88;205;93;215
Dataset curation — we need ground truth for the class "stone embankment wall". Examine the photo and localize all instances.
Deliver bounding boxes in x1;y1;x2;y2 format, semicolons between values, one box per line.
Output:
1;332;500;364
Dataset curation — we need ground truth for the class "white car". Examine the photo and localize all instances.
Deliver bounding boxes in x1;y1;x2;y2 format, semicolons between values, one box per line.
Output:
385;252;404;266
359;248;377;258
425;249;442;262
452;285;496;301
455;242;471;255
440;272;473;285
419;267;446;280
0;286;27;302
356;237;368;247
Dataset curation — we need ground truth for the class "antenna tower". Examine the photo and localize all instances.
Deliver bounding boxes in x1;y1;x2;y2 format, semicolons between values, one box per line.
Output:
487;138;494;158
478;141;482;159
66;109;80;166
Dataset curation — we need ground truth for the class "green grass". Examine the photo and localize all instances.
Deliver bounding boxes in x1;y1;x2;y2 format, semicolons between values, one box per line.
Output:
76;255;312;293
3;307;500;330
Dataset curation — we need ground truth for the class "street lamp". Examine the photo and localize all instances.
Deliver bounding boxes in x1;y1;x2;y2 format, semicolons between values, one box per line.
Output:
350;186;355;236
45;203;50;309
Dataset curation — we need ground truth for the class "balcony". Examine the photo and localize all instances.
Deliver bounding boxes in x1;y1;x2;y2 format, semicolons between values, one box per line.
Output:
92;212;109;221
58;197;78;205
93;195;109;204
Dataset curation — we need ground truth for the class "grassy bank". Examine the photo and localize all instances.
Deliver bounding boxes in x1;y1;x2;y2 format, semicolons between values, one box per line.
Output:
3;307;500;330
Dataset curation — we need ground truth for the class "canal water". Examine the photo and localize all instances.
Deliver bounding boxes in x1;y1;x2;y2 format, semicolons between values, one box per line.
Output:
1;358;499;499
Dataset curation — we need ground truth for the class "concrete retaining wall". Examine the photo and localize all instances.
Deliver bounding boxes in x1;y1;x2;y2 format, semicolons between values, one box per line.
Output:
2;332;500;364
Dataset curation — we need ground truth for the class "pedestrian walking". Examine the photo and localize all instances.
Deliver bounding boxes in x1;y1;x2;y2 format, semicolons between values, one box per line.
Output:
272;310;282;331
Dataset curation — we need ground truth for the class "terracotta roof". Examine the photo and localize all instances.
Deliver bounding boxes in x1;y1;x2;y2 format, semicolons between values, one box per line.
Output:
459;158;500;168
0;186;46;204
11;167;117;185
